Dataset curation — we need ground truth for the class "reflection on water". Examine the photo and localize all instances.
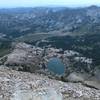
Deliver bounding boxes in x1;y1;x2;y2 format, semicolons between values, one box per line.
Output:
47;57;65;75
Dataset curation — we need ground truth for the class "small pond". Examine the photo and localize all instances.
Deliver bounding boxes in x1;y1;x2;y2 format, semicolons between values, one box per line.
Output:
47;57;65;75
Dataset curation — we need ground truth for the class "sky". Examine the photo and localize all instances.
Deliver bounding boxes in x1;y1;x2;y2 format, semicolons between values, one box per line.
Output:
0;0;100;8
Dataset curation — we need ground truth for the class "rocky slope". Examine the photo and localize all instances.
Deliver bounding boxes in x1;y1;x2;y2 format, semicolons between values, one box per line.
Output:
0;66;100;100
0;42;100;90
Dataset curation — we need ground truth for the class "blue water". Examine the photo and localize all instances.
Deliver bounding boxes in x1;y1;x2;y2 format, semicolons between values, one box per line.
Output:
47;57;65;75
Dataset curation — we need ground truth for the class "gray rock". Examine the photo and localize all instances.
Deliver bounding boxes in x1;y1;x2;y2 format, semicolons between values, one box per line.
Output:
66;72;84;82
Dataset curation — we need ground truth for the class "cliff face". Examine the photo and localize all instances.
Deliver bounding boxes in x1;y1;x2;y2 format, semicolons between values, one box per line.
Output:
0;66;100;100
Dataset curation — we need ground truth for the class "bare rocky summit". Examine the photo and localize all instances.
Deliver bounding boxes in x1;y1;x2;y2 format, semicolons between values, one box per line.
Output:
0;66;100;100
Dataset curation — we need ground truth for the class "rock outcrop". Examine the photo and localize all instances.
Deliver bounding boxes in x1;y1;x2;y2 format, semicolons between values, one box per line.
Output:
3;43;43;72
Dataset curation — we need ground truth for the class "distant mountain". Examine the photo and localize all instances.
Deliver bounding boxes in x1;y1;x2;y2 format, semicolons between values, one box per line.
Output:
0;6;100;38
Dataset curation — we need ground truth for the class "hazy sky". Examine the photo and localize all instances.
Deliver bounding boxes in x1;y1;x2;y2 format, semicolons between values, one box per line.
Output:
0;0;100;8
